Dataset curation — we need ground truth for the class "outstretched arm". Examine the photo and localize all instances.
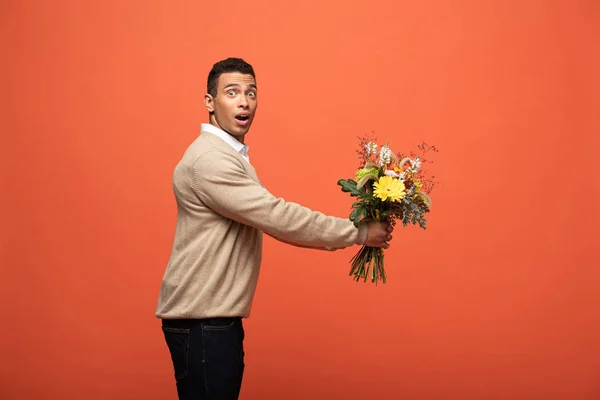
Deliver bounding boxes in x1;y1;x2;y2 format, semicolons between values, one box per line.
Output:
192;150;367;248
265;233;347;251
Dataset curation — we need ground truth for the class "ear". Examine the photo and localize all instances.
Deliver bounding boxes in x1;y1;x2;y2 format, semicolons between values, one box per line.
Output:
204;93;215;113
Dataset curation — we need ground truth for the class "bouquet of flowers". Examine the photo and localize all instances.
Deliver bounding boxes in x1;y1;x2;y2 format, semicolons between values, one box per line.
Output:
337;136;439;284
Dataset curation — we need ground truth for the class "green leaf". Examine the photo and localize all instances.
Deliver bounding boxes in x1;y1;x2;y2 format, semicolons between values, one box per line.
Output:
337;179;360;197
360;206;369;221
349;206;360;222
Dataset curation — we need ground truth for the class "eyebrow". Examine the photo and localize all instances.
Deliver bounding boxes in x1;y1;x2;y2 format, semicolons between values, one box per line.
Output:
223;83;257;90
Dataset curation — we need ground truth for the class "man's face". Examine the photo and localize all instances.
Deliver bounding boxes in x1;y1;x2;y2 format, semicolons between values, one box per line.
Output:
205;72;257;142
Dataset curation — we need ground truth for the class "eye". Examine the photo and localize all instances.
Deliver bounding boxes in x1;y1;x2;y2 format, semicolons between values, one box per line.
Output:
248;91;256;98
227;90;236;97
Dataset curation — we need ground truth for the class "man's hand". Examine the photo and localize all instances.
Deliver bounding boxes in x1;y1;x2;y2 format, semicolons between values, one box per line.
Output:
364;221;394;249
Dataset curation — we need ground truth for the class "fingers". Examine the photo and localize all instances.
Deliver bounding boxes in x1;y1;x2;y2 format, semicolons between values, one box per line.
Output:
365;220;395;249
375;234;391;249
382;225;393;248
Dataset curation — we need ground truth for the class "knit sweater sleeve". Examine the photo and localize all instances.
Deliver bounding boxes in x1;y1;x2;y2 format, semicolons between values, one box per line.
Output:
192;150;367;248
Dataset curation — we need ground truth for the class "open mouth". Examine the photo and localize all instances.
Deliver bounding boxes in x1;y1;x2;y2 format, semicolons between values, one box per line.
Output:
235;114;249;121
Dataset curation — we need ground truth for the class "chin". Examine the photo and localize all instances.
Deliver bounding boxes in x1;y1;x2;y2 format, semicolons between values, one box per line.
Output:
236;127;251;136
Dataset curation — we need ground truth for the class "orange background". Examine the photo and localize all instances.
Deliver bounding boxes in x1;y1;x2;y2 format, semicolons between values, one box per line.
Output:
1;1;599;399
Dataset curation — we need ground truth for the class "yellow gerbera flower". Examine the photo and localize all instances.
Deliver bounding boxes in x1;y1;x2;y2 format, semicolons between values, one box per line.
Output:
373;176;406;202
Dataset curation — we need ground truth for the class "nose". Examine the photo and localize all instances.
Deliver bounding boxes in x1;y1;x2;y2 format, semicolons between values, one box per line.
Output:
239;95;249;108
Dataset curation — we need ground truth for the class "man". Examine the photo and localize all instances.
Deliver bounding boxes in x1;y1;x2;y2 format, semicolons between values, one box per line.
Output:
156;57;393;399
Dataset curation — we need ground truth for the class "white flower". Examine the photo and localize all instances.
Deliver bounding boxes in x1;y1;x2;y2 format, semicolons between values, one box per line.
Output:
365;142;378;155
399;171;406;182
411;157;421;173
378;145;391;166
384;169;399;178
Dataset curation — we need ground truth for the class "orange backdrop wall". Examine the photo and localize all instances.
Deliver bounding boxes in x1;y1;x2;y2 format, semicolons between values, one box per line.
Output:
1;1;599;399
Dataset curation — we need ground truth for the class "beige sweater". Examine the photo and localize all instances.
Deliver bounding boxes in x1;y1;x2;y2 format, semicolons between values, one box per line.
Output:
155;131;367;319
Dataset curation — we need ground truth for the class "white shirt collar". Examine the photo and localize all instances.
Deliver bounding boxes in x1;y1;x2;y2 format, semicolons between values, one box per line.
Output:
200;123;250;163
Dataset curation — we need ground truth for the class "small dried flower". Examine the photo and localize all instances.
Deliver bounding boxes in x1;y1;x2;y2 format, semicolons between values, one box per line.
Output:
411;157;421;173
366;142;378;155
378;145;391;166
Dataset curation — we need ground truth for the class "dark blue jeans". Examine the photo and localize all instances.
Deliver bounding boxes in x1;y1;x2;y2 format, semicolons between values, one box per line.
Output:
161;317;245;400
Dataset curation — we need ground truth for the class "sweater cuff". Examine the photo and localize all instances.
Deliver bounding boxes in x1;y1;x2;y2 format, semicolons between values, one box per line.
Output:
356;221;368;245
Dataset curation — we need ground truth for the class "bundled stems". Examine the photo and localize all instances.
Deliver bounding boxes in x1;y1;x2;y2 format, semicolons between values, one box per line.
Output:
349;246;386;284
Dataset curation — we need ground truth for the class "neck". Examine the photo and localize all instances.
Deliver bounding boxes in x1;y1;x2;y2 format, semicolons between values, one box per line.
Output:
209;115;245;144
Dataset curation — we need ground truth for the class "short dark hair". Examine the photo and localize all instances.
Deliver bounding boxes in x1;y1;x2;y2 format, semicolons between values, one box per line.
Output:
207;58;255;97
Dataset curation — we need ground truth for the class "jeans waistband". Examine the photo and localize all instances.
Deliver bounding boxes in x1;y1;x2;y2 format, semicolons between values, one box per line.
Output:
162;316;242;329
